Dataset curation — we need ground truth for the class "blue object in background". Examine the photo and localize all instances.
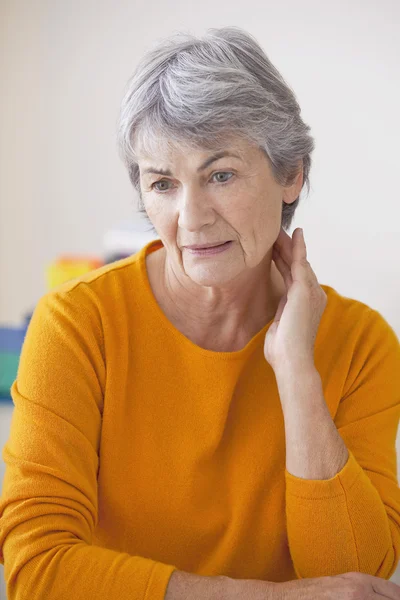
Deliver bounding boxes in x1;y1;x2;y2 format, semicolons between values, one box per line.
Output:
0;316;31;402
0;327;27;353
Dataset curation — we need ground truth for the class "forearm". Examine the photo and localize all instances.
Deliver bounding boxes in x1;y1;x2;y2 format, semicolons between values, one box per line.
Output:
276;365;349;480
275;365;394;578
165;571;280;600
165;570;231;600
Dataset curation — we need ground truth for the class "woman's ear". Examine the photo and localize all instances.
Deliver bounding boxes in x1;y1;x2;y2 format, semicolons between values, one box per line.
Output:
282;164;303;204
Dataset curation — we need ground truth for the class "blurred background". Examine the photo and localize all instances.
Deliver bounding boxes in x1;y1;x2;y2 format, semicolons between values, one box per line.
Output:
1;0;399;595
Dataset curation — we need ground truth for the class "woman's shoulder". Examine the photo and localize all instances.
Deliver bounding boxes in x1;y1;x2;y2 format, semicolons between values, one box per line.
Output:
319;283;399;350
321;283;373;318
28;247;148;355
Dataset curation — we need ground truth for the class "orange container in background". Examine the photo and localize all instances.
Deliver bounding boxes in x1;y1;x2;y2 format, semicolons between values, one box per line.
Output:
46;256;104;290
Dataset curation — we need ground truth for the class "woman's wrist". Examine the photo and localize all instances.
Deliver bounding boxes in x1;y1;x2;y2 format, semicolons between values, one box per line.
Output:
223;576;285;599
165;569;284;600
165;570;232;600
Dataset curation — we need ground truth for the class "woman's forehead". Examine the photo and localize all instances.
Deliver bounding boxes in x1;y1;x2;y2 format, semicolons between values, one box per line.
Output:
136;134;254;166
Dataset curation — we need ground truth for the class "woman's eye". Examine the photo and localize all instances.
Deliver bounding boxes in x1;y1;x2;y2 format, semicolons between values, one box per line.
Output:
151;172;233;192
212;171;234;184
152;180;172;192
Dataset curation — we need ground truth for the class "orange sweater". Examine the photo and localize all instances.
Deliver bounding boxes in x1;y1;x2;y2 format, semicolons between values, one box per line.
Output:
1;238;400;599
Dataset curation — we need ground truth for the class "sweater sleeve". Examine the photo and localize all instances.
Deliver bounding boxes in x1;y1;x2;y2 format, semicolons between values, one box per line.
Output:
0;289;178;600
284;307;400;581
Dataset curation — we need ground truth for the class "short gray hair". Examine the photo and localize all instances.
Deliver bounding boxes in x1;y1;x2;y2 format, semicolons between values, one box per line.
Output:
117;26;315;231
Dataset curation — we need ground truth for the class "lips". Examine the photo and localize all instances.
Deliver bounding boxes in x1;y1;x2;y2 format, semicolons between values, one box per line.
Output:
184;241;229;250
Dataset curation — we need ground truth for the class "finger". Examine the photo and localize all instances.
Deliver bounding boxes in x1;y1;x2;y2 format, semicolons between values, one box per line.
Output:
292;228;307;264
291;229;319;287
292;227;310;276
272;247;293;289
371;578;400;599
273;227;293;265
273;293;287;324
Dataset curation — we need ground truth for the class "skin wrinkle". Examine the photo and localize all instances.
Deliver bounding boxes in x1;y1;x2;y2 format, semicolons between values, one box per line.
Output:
138;136;303;352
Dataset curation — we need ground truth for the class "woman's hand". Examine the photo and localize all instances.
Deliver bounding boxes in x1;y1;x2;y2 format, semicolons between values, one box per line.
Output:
279;572;400;599
225;572;400;599
263;227;327;374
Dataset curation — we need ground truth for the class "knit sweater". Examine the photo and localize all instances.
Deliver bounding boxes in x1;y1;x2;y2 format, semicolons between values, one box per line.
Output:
1;238;400;600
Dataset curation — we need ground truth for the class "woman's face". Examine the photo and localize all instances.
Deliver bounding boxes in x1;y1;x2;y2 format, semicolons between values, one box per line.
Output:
138;137;302;287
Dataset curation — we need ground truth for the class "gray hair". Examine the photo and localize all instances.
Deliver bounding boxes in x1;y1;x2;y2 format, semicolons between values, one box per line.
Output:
117;26;315;231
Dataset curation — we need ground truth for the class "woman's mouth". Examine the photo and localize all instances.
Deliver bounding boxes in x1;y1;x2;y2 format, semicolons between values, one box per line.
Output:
185;241;233;256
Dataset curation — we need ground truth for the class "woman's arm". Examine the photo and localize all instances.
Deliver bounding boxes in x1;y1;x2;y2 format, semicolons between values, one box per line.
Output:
275;308;400;579
0;291;178;600
165;571;231;600
165;571;281;600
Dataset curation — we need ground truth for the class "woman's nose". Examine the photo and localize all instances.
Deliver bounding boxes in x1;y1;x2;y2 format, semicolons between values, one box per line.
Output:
177;187;215;231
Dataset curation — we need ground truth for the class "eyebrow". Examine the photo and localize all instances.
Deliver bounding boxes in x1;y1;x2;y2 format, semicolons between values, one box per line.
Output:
140;150;242;177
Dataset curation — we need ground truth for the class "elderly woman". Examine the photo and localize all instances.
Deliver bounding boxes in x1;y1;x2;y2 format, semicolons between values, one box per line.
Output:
1;26;400;600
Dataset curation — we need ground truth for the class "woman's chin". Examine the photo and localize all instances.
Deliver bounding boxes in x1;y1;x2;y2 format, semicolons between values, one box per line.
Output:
183;263;239;287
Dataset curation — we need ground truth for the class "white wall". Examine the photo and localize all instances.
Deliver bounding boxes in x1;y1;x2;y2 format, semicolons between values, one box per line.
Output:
1;0;400;596
1;0;400;328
